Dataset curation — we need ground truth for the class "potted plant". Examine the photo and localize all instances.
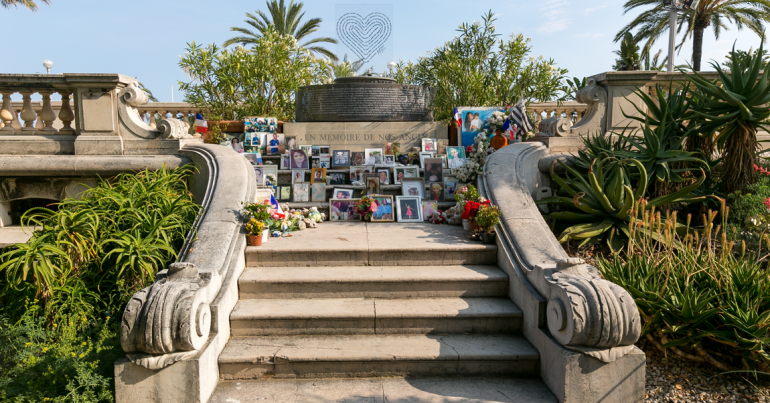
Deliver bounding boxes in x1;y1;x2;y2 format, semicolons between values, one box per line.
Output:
475;204;501;244
355;195;375;221
245;218;265;246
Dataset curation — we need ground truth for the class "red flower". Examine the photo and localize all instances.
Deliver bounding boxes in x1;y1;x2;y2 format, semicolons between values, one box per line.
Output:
764;198;770;210
466;145;473;154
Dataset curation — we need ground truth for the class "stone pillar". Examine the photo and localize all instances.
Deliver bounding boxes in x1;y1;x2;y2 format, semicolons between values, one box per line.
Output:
73;86;122;155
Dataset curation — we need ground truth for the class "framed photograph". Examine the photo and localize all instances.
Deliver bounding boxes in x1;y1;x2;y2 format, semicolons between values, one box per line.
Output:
262;165;278;186
285;136;297;150
427;182;444;202
311;146;322;157
419;152;434;168
243;153;262;166
383;155;396;166
253;166;265;186
291;169;305;184
371;195;394;222
280;153;291;170
318;156;330;169
401;178;425;199
244;117;277;133
332;150;351;168
437;139;449;155
290;149;309;169
349;167;363;184
352;152;366;166
319;146;330;156
364;175;380;196
330;198;361;221
376;169;391;185
422;138;437;152
332;188;355;199
293;183;309;202
424;158;444;184
365;148;384;165
444;179;459;200
279;186;292;201
457;106;506;148
384;142;395;155
328;172;347;185
221;134;245;153
396;196;423;223
311;168;326;183
439;155;448;169
265;133;285;155
393;166;419;185
311;183;326;202
446;146;467;169
300;145;313;158
422;201;438;220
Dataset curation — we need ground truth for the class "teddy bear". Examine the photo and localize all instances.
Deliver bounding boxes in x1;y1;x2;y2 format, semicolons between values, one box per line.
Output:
308;207;323;223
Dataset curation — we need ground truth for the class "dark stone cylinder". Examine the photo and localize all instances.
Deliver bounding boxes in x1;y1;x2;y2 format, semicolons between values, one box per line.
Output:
295;76;435;122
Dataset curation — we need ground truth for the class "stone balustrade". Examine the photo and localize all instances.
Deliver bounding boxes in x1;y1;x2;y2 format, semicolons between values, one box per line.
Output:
529;101;587;123
0;74;200;156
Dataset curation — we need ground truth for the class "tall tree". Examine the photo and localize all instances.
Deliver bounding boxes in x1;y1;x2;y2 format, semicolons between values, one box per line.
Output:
1;0;50;11
224;0;338;62
615;0;770;71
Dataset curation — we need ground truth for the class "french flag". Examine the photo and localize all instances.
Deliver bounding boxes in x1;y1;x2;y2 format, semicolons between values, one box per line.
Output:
501;119;515;141
194;113;208;134
270;194;285;219
453;107;462;128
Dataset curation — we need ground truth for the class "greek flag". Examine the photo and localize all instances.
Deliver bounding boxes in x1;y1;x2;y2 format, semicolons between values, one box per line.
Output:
509;100;533;139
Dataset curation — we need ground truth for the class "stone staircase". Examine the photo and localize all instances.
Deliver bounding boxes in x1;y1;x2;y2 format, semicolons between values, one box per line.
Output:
213;223;554;402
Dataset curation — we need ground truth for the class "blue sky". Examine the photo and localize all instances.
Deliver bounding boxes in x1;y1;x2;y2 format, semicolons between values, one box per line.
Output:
1;0;763;102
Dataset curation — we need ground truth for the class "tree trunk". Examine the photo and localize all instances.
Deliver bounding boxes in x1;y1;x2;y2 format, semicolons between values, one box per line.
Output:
692;26;705;71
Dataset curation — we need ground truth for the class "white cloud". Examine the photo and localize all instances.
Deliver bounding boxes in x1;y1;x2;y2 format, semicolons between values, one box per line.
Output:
572;33;605;39
538;0;572;33
583;5;608;16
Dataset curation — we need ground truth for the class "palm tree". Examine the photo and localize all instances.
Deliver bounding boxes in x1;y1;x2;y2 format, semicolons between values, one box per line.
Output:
615;0;770;71
224;0;338;62
1;0;50;11
613;32;642;70
330;54;364;78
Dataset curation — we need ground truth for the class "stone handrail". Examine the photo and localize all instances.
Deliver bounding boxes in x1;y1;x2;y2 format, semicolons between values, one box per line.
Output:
529;100;586;123
120;144;255;370
0;74;197;156
478;143;644;402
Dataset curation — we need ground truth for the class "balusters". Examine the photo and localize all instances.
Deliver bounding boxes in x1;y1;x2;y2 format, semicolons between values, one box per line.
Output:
58;91;75;135
0;92;15;133
148;111;157;128
38;90;57;134
19;91;38;132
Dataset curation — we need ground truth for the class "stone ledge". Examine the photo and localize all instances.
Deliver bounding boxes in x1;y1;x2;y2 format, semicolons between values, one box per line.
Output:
0;155;190;176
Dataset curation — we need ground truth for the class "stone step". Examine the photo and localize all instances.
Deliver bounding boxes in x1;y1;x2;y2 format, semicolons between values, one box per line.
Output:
218;334;539;380
210;377;557;403
239;265;509;299
230;297;522;336
246;222;498;267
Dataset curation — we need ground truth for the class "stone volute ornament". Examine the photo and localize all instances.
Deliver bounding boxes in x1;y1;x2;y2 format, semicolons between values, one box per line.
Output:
567;78;607;137
121;262;212;370
529;258;641;362
117;81;192;140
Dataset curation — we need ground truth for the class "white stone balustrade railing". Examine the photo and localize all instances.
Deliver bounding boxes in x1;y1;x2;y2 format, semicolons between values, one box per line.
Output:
0;74;200;156
528;101;587;123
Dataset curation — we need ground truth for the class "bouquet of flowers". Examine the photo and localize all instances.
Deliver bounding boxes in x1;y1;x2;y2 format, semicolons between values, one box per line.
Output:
485;110;508;133
454;133;496;183
355;196;375;221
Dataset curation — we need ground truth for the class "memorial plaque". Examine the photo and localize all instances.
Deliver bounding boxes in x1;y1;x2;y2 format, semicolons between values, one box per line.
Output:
296;76;435;122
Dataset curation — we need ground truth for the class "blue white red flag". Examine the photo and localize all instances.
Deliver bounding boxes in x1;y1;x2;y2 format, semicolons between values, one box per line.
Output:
270;194;285;219
453;107;462;127
194;113;208;134
501;119;515;141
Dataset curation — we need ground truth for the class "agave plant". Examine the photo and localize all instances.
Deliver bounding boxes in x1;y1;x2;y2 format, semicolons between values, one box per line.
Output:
538;155;706;250
683;41;770;194
571;131;631;173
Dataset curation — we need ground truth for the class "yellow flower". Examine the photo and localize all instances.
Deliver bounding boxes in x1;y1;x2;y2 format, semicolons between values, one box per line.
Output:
82;318;87;322
70;352;76;356
52;324;57;328
81;342;87;346
106;316;111;321
42;348;48;352
69;322;73;326
79;354;84;358
25;342;31;346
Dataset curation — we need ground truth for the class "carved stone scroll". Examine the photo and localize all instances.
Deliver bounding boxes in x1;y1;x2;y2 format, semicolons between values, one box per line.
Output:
537;116;573;137
568;78;608;137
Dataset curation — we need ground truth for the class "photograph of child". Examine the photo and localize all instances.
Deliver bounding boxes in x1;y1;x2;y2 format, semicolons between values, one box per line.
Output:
377;169;391;185
444;180;458;200
333;150;351;168
330;199;360;221
267;133;285;155
437;139;449;155
424;158;444;184
429;183;444;201
384;155;396;166
311;183;326;202
365;175;380;196
446;146;467;169
228;136;244;153
329;173;347;185
293;183;309;202
371;196;393;221
290;149;309;169
311;168;326;184
397;196;422;222
292;170;304;184
422;138;436;152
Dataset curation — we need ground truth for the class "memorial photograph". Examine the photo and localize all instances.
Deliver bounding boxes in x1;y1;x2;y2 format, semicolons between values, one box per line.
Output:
396;196;422;222
292;169;305;184
457;107;505;148
365;175;380;196
352;152;366;166
329;172;347;185
377;169;391;185
446;146;466;169
422;200;438;219
401;178;424;199
330;199;360;221
280;153;291;169
332;150;351;167
365;148;383;165
290;149;310;169
266;133;285;155
370;195;394;222
311;183;326;202
332;188;354;199
293;183;309;202
311;168;326;183
424;158;444;184
393;166;419;184
279;186;291;201
421;138;436;152
419;152;434;168
428;182;444;201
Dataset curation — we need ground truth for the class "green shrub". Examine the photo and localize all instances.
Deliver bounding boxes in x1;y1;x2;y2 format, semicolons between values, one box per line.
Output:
0;306;121;402
599;206;770;372
728;174;770;225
